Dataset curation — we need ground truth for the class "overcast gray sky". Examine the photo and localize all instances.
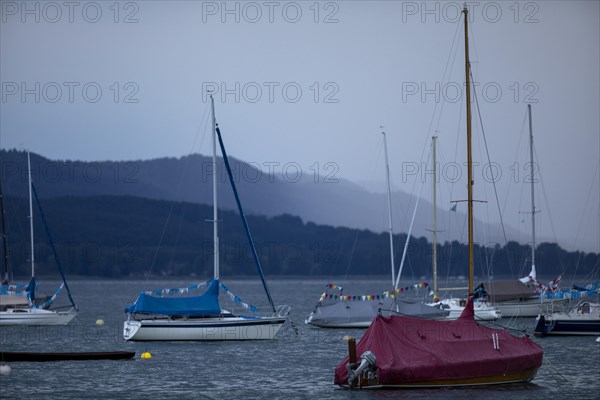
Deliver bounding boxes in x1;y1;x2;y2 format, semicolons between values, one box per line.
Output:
1;1;599;251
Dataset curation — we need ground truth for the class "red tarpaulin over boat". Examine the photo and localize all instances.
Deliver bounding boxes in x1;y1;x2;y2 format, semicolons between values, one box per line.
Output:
334;297;543;387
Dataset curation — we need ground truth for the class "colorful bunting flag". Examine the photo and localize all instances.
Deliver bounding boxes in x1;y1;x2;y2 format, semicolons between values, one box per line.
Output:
318;281;432;302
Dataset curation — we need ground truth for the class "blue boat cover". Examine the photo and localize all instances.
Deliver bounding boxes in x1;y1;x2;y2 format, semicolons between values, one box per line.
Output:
124;279;221;316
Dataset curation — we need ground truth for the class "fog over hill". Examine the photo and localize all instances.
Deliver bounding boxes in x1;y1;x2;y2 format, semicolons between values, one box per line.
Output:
0;149;575;251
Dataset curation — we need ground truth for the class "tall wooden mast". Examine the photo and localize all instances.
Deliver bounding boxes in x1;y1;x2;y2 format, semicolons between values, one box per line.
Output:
463;7;474;294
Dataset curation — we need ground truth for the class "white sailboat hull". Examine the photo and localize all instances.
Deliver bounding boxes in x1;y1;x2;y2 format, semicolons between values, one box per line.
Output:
494;298;568;318
305;314;372;328
0;307;77;325
429;299;501;320
123;316;287;341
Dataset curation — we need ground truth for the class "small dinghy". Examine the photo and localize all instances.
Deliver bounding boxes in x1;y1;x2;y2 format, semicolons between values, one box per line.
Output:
0;351;135;362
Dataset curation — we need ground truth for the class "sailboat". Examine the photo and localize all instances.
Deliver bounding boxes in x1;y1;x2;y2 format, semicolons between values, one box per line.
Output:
123;96;290;341
305;132;447;328
479;105;567;317
0;152;78;326
535;299;600;336
426;136;501;321
535;155;600;336
334;8;543;388
0;170;29;308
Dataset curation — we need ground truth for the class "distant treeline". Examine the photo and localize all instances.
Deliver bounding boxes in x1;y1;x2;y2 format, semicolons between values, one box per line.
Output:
2;195;598;280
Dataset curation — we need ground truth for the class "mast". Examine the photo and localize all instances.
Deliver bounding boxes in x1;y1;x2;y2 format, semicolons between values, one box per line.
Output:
432;136;438;294
382;131;396;287
527;104;536;274
0;170;9;283
27;152;35;278
463;7;474;294
210;96;219;280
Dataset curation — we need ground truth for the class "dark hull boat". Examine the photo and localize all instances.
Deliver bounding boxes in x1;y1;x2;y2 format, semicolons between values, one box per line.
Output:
1;351;135;362
535;302;600;336
334;298;543;388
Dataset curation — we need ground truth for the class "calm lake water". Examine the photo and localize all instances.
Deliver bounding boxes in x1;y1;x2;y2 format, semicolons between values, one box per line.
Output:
1;278;599;399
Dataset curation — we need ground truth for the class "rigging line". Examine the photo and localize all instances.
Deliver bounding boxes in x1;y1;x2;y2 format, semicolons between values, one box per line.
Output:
215;124;275;313
30;183;76;309
433;18;463;134
408;21;462;244
533;143;566;271
480;318;528;334
443;90;466;288
470;69;513;276
0;169;9;282
394;146;429;290
569;160;600;285
436;145;453;286
501;109;528;231
341;135;384;280
147;103;211;279
166;105;212;269
166;203;188;270
506;109;529;275
543;358;569;384
435;145;449;228
471;104;492;281
476;116;496;288
340;228;360;280
579;256;600;283
510;111;530;276
517;159;526;274
395;133;429;270
467;16;480;79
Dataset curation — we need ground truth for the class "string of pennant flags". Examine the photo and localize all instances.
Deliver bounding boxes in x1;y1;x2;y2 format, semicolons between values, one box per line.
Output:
542;288;600;300
522;274;600;299
143;279;259;312
144;280;212;297
219;282;259;312
319;281;599;303
320;281;430;303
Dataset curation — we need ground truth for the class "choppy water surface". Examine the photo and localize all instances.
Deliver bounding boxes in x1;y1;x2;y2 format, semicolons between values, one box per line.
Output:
1;279;599;399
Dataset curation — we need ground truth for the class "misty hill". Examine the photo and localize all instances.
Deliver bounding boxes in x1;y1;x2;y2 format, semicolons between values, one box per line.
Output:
1;149;525;249
3;195;595;279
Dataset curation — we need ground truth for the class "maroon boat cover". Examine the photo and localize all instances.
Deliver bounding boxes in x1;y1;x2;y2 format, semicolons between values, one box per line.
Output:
334;297;543;385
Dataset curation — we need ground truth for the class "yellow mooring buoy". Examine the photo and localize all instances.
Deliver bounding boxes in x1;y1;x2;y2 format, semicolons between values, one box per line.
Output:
141;352;152;359
96;319;105;326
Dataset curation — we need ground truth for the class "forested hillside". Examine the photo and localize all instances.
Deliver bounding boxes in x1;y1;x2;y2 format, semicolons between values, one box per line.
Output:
2;195;597;280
